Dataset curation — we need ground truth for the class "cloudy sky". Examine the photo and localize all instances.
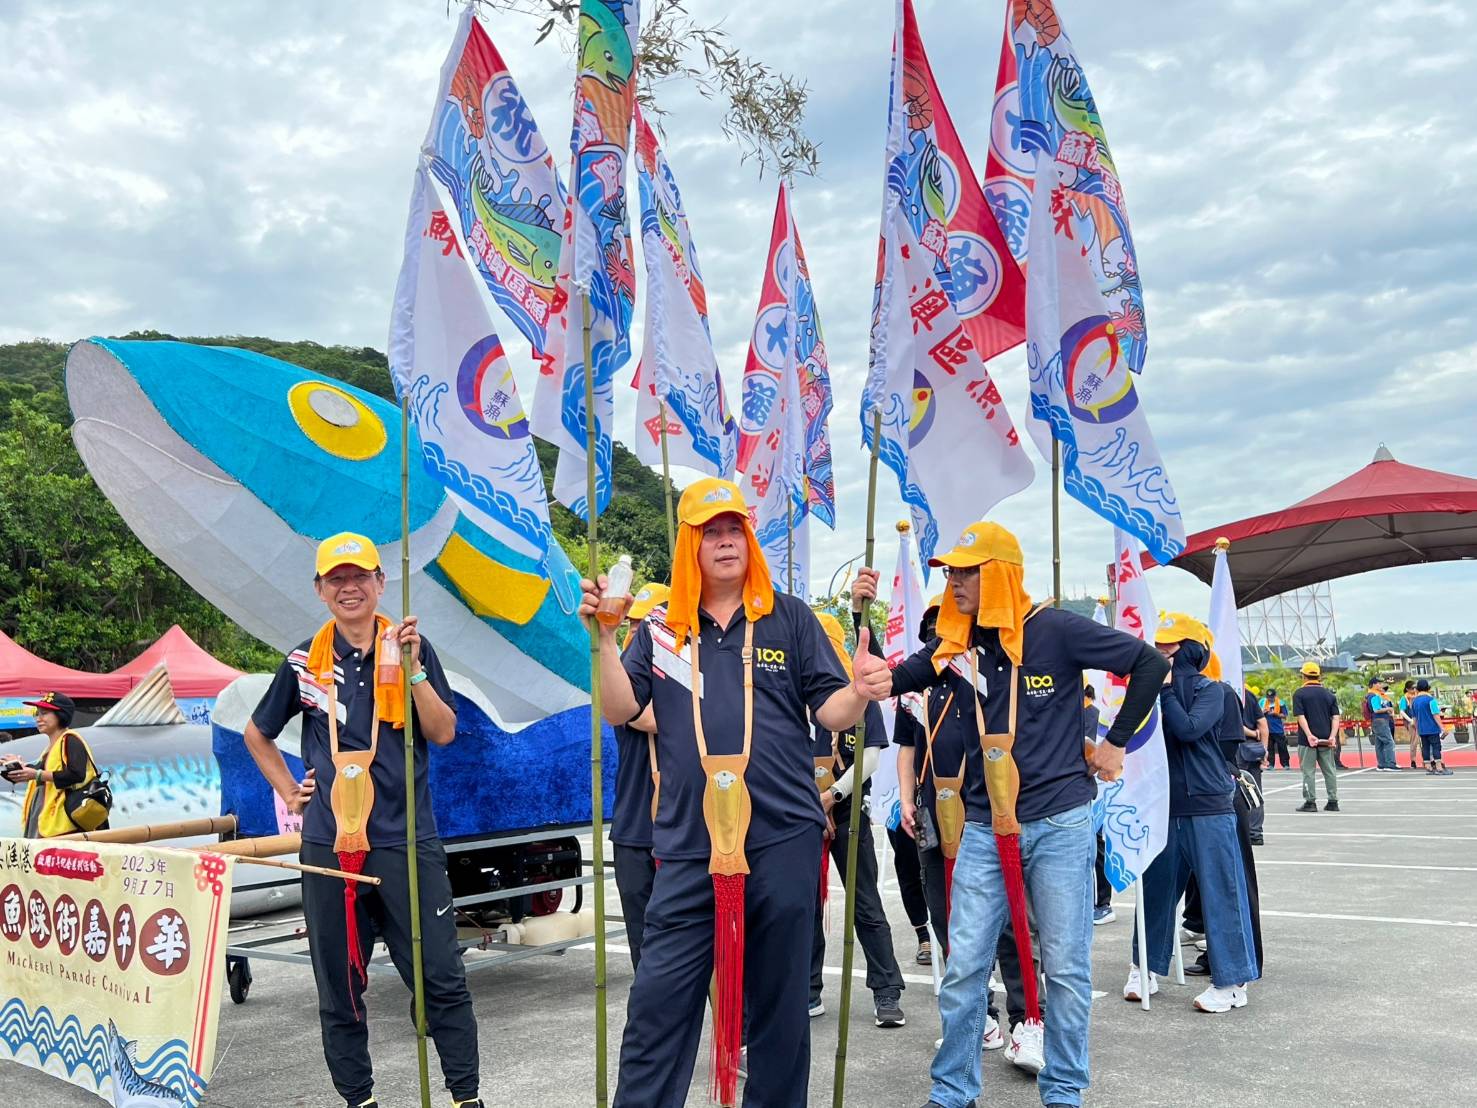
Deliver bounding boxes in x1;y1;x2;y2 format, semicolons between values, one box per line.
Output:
4;0;1475;637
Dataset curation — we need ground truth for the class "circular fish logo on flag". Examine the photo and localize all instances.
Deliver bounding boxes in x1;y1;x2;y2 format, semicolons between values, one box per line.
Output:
457;336;529;439
1062;315;1138;424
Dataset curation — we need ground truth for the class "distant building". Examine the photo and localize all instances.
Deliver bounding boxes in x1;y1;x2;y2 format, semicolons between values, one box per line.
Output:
1352;647;1477;679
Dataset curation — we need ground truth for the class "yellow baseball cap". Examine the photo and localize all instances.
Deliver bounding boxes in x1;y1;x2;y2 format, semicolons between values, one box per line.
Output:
925;592;944;613
1300;661;1321;678
1155;612;1207;646
315;532;381;577
678;477;750;529
628;583;671;621
927;521;1023;569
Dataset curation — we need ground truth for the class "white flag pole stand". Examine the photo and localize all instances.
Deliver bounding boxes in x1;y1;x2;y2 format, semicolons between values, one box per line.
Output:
927;919;943;997
1171;896;1186;985
1133;879;1151;1011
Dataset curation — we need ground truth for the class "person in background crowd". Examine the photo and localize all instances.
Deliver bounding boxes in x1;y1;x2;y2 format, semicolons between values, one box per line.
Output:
1084;686;1114;926
1240;685;1268;843
809;612;906;1029
1293;662;1341;812
7;692;105;839
886;804;936;966
1398;680;1425;770
611;583;669;969
1364;677;1399;772
1127;614;1258;1013
1261;687;1290;769
1412;680;1453;776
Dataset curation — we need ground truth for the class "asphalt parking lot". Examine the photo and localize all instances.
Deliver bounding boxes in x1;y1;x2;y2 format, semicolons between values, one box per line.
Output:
4;761;1474;1107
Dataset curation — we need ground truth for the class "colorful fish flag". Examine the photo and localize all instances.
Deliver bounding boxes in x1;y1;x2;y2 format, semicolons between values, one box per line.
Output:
422;8;565;361
1008;0;1185;564
1094;530;1169;890
388;165;576;610
630;109;737;478
1208;544;1244;694
737;182;831;598
862;0;1034;567
530;0;640;520
872;522;929;831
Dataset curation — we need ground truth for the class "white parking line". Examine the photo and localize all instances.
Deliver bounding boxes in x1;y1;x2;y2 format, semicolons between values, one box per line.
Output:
1260;909;1477;929
1257;860;1477;873
1257;831;1477;841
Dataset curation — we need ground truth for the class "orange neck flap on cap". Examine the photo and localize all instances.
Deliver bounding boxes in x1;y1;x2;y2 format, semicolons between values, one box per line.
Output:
933;560;1033;671
815;612;853;680
666;515;775;652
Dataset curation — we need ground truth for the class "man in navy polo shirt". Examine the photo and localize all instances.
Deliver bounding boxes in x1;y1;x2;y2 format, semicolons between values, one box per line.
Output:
243;532;482;1108
809;612;906;1028
867;521;1167;1108
582;477;893;1108
611;582;669;969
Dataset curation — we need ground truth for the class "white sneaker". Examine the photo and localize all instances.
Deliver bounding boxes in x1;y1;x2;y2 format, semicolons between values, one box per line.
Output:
1123;965;1159;1001
1006;1018;1045;1074
1179;927;1204;943
1193;983;1248;1013
1194;938;1208;952
981;1014;1005;1051
989;974;1002;993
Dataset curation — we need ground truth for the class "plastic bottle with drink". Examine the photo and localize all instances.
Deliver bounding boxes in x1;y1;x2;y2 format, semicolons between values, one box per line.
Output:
597;554;634;627
377;622;402;686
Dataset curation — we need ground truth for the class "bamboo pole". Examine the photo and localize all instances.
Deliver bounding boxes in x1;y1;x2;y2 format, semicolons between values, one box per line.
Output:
59;815;238;844
833;409;882;1108
1051;438;1062;608
206;833;302;859
786;504;796;595
582;288;610;1108
401;393;434;1108
214;853;383;886
658;400;676;567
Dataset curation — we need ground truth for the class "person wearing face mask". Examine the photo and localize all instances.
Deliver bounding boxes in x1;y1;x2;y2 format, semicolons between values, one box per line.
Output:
1125;614;1259;1015
243;532;479;1108
867;521;1167;1108
581;478;894;1108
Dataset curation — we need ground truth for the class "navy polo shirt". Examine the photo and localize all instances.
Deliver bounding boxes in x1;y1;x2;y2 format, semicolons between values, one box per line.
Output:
893;684;971;813
811;700;888;798
611;722;655;849
622;593;850;861
890;608;1142;825
252;629;454;848
1292;683;1339;746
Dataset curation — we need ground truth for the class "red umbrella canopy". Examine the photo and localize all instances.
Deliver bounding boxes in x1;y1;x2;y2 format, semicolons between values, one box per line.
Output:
1152;446;1477;606
109;625;243;698
0;630;135;699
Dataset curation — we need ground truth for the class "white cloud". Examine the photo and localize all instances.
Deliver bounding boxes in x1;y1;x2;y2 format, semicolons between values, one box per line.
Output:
2;0;1474;633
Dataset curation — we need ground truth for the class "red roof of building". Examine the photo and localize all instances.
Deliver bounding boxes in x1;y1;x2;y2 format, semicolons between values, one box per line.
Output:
1150;447;1477;605
108;625;243;698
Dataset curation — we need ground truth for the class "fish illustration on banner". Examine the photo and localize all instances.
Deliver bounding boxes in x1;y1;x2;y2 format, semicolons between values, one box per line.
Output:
863;0;1033;568
631;108;736;478
422;8;565;361
1008;0;1185;564
1093;530;1169;890
737;183;831;598
388;164;574;617
531;0;640;520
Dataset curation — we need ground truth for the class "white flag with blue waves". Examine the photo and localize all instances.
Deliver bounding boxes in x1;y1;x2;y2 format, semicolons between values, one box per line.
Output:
389;165;578;613
1092;529;1169;890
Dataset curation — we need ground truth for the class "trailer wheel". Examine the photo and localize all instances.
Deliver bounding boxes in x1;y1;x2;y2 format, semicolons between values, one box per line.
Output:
228;957;253;1004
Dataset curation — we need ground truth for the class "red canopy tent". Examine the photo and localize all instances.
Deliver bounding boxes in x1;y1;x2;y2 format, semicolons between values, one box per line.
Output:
1151;446;1477;606
108;625;243;698
0;629;135;699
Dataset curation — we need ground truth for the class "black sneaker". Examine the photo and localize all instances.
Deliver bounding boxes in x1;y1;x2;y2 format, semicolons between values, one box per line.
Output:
1296;801;1318;812
349;1100;378;1108
1249;834;1265;846
452;1100;484;1108
916;939;933;965
874;993;906;1028
1184;956;1211;977
1324;800;1340;811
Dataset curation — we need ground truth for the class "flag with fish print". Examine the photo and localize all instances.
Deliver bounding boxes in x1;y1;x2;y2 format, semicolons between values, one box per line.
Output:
531;0;640;520
631;108;737;478
388;164;576;611
736;182;832;598
1008;0;1185;563
862;0;1033;570
0;839;235;1107
422;8;565;362
1092;530;1169;890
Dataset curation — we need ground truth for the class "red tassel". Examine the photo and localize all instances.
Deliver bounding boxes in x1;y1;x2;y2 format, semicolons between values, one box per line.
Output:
943;854;956;920
994;834;1041;1023
337;849;369;1020
709;873;746;1106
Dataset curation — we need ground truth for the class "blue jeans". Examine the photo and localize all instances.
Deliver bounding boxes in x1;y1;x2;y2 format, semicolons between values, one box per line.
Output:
1134;813;1260;988
1371;719;1396;768
929;803;1094;1108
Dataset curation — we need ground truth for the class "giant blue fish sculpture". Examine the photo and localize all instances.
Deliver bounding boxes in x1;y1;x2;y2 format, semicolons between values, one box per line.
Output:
66;338;589;725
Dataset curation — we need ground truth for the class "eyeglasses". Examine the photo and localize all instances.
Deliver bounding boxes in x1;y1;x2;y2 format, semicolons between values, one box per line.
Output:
942;565;980;579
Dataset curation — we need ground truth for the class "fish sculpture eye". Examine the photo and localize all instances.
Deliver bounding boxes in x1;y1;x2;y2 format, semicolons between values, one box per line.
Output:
287;381;388;461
